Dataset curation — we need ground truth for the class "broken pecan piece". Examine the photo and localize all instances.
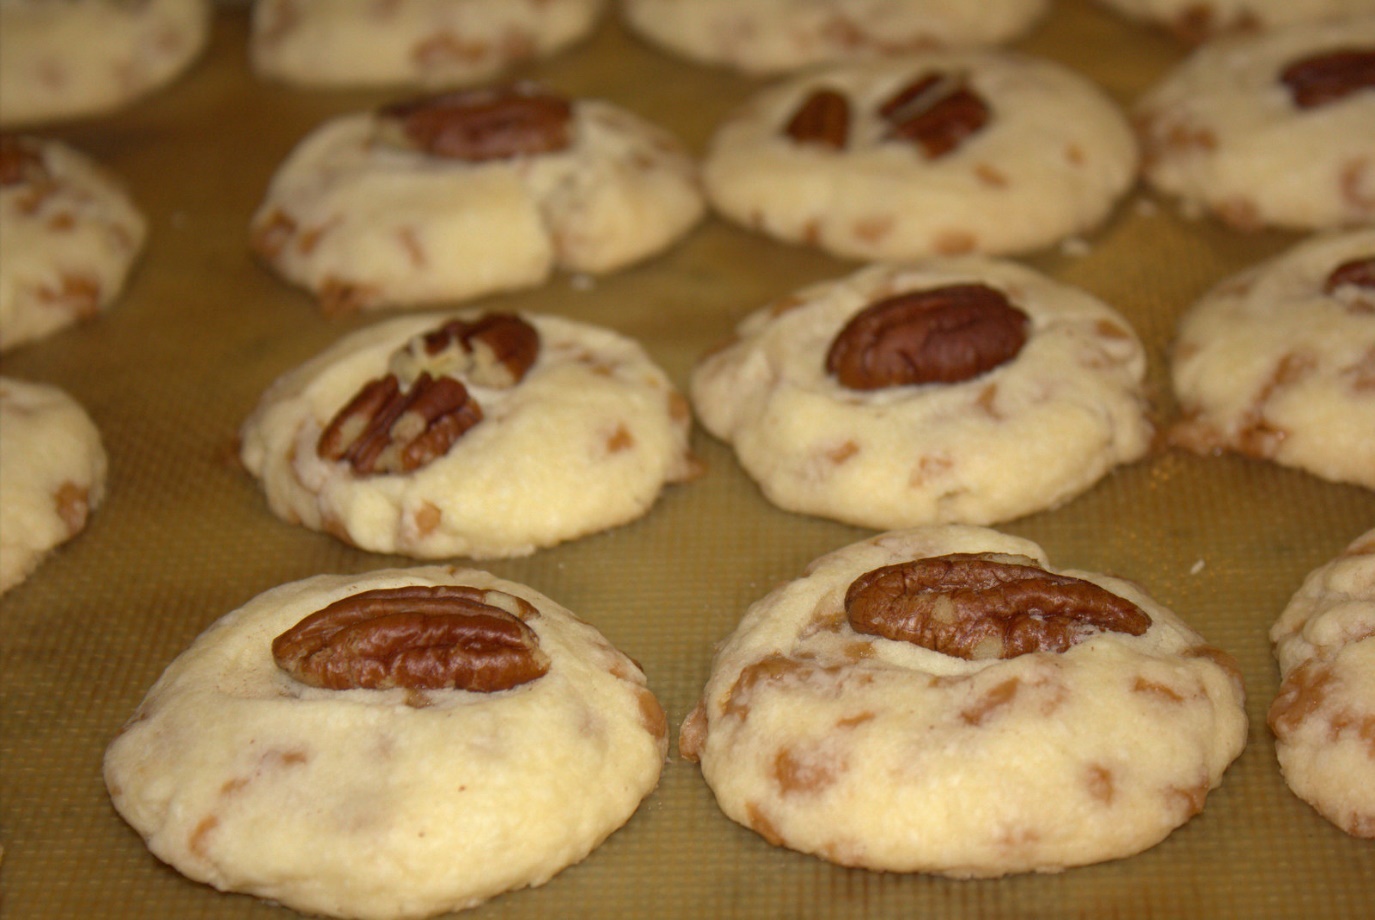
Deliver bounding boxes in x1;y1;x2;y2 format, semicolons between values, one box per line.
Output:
273;585;550;692
318;372;482;475
879;72;990;159
784;88;851;150
379;84;573;161
398;312;540;388
1280;48;1375;109
1325;256;1375;294
844;553;1151;659
0;135;47;186
825;283;1029;389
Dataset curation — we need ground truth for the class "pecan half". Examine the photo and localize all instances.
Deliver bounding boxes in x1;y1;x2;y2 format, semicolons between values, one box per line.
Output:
379;84;573;161
879;72;990;159
273;585;549;692
825;283;1029;389
1325;256;1375;294
844;553;1151;659
317;372;482;475
393;312;540;389
1280;48;1375;109
0;136;47;187
784;88;851;150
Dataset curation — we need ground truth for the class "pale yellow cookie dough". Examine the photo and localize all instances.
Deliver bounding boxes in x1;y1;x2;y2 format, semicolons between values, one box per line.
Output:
681;525;1248;876
0;377;106;595
1169;228;1375;489
701;52;1138;261
0;136;147;352
240;310;697;559
691;258;1152;529
105;566;668;919
250;92;704;314
1269;527;1375;838
622;0;1050;75
0;0;211;127
1097;0;1375;41
1135;16;1375;230
251;0;607;88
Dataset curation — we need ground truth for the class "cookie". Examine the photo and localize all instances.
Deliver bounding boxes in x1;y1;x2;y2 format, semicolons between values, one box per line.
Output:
1169;228;1375;489
1268;527;1375;838
621;0;1050;75
680;525;1248;875
0;377;107;595
250;85;705;314
104;566;669;919
240;310;698;559
0;0;211;127
1096;0;1375;42
691;259;1152;529
251;0;606;88
1135;16;1375;231
700;52;1138;262
0;136;147;352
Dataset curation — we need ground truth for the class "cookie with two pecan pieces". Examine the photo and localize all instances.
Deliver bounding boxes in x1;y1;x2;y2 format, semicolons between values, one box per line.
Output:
250;83;704;315
701;51;1138;262
240;310;698;559
691;258;1152;529
1169;227;1375;489
1135;15;1375;231
681;525;1248;876
104;567;668;919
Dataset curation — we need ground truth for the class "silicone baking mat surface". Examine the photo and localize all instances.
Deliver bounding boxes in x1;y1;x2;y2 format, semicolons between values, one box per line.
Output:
1;2;1372;918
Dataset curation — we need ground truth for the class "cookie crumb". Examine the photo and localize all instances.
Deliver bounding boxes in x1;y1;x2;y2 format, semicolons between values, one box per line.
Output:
1189;559;1205;575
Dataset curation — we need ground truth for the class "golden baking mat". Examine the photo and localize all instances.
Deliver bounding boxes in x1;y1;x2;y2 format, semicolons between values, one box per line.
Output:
1;2;1371;918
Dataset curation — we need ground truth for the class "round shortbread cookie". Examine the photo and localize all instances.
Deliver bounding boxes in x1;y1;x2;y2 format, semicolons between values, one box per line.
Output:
0;135;147;352
250;85;704;314
679;525;1248;876
1135;16;1375;231
251;0;607;89
1268;527;1375;838
240;310;698;559
1169;228;1375;489
0;0;211;127
700;52;1139;262
621;0;1050;75
104;566;669;919
1096;0;1375;42
690;259;1152;530
0;377;107;595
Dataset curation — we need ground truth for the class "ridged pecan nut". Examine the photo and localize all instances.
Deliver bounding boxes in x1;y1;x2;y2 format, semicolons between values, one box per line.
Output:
0;136;47;186
825;283;1030;389
844;553;1151;659
396;312;540;389
1325;256;1375;294
783;88;851;149
379;84;573;161
317;372;482;475
273;585;550;692
879;72;990;159
1280;48;1375;109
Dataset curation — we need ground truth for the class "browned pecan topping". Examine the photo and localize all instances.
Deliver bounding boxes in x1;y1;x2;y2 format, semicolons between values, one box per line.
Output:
879;72;990;158
825;283;1029;390
1280;48;1375;109
317;372;483;475
844;553;1151;659
413;312;540;388
379;84;573;161
784;88;851;150
1325;256;1375;294
0;135;47;186
273;585;549;692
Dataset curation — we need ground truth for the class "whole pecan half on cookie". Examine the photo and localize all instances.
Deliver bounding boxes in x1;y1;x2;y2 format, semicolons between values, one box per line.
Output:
273;585;550;692
1325;256;1375;295
379;84;574;161
1279;48;1375;109
826;283;1029;389
844;553;1151;659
